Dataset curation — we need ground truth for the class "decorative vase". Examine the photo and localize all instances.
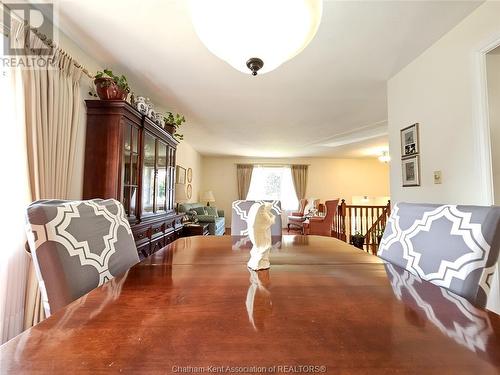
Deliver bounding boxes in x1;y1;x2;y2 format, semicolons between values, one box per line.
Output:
154;112;164;127
94;77;128;100
134;96;148;115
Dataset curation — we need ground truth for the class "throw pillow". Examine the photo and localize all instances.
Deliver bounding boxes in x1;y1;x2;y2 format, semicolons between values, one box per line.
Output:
193;206;207;215
206;206;218;217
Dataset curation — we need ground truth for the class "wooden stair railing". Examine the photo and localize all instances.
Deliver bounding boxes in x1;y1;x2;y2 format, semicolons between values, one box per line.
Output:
332;200;391;254
364;202;391;255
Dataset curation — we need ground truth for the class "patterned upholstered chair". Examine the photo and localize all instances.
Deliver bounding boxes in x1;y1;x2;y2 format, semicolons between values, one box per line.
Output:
231;200;282;236
378;202;500;307
25;199;140;316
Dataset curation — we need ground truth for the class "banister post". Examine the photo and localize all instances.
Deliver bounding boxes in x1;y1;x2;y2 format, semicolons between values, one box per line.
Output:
339;199;347;242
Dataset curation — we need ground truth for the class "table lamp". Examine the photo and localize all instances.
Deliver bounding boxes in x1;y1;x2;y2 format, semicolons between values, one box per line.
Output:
201;190;215;206
175;183;187;213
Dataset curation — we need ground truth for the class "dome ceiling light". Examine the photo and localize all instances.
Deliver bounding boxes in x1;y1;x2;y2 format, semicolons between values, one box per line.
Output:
189;0;323;76
378;151;391;163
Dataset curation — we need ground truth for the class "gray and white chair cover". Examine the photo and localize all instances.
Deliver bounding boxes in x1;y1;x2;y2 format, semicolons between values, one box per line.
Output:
25;199;139;316
378;202;500;307
231;200;282;236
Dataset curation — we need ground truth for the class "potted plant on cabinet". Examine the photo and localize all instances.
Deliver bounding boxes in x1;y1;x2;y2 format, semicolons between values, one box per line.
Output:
94;69;130;100
164;112;186;141
351;231;365;250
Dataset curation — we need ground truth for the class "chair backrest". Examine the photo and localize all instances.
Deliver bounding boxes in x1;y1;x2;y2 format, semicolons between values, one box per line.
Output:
324;200;339;222
231;200;282;236
378;202;500;307
25;199;140;316
308;199;339;236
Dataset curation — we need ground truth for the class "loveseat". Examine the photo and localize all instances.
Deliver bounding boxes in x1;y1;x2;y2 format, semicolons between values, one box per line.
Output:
178;202;225;236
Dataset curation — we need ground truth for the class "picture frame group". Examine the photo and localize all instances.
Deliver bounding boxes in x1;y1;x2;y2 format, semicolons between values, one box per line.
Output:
400;123;420;187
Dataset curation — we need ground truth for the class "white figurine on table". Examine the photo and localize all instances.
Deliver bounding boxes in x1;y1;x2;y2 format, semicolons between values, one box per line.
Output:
246;202;275;271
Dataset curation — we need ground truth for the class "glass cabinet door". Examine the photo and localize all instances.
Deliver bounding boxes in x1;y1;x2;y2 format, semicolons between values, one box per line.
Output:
142;132;156;215
167;147;175;211
155;141;167;213
122;123;140;218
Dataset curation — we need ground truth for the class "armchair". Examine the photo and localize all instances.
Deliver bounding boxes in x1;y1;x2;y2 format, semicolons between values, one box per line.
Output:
306;199;339;237
287;198;319;233
178;202;225;236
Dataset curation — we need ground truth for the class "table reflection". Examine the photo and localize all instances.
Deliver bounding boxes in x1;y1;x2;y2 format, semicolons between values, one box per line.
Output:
245;269;272;331
384;263;497;355
231;235;282;251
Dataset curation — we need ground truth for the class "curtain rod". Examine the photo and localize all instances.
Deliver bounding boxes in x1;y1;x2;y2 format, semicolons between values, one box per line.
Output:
235;163;310;167
1;3;93;79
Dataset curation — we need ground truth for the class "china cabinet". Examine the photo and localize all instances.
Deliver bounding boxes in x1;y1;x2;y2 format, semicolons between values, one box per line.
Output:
83;100;183;259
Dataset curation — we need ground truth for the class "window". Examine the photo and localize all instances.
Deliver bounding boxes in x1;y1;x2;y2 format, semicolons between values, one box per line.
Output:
246;167;299;210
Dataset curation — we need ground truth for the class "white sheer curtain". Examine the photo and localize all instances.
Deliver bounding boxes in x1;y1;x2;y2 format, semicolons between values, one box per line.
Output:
0;46;32;343
246;166;299;226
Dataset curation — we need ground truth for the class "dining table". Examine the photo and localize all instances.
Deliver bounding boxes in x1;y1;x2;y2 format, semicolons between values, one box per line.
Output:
1;235;500;374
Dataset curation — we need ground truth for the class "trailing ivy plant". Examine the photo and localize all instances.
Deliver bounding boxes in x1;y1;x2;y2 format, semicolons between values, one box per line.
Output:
164;112;186;141
94;69;130;93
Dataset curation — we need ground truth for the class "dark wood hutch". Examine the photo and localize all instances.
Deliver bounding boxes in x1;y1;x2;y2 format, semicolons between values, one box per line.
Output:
83;100;183;259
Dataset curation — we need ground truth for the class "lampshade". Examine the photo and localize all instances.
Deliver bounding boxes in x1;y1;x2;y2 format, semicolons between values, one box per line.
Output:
201;190;216;202
189;0;323;75
175;184;188;202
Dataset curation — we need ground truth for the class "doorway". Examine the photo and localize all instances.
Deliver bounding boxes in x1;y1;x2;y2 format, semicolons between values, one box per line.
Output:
485;46;500;314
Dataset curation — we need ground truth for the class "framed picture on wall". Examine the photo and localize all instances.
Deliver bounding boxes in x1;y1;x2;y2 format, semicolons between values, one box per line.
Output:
187;168;193;183
400;123;419;157
402;155;420;187
176;166;186;184
187;184;192;199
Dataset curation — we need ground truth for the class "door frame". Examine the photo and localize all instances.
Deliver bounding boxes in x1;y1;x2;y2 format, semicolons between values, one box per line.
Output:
474;35;500;205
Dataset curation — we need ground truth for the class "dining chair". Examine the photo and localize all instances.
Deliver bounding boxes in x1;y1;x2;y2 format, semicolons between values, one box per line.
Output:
231;200;282;236
378;202;500;307
25;198;140;316
307;199;340;236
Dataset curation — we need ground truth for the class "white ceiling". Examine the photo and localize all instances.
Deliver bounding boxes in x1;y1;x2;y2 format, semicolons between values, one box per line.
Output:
54;0;482;158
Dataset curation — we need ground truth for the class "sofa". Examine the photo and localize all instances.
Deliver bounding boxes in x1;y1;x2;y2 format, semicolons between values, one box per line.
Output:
178;202;225;236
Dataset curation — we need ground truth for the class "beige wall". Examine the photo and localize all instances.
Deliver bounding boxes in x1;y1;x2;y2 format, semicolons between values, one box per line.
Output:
387;1;500;206
387;1;500;314
176;142;202;203
201;157;390;225
53;25;201;201
487;52;500;204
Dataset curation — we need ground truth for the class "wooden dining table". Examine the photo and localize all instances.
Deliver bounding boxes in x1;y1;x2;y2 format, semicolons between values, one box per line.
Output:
1;235;500;374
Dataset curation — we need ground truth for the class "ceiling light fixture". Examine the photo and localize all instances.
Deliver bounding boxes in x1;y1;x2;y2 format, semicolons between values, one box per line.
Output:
189;0;323;76
378;151;391;163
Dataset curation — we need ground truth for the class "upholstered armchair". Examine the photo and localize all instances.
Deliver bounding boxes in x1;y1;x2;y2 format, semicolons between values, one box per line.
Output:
290;198;308;217
307;199;340;237
288;198;319;233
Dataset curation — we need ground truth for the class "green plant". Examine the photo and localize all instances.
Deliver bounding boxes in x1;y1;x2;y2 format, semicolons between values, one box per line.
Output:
352;231;364;239
94;69;130;93
164;111;186;141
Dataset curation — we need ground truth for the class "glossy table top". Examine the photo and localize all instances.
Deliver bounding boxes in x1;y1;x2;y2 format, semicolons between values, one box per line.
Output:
1;235;500;374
